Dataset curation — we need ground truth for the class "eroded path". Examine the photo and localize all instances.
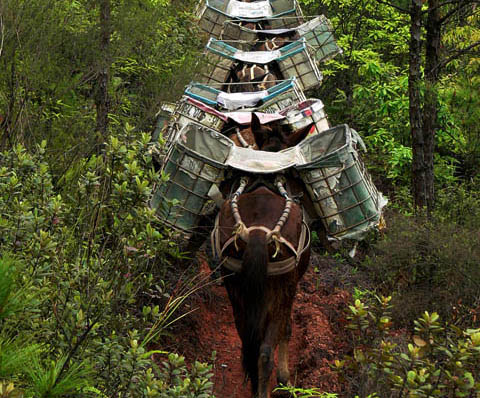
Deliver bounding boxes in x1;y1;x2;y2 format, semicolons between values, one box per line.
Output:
167;253;353;397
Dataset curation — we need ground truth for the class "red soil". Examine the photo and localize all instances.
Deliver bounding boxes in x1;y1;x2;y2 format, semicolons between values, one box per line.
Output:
168;258;352;397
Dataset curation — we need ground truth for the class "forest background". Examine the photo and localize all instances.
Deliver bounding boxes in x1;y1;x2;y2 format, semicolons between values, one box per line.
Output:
0;0;479;397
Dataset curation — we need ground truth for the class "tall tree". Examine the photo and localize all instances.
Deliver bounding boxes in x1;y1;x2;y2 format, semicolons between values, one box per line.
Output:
95;0;111;153
375;0;480;211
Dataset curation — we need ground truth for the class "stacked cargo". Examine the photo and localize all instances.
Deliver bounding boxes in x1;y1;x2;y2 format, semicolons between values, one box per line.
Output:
151;0;387;241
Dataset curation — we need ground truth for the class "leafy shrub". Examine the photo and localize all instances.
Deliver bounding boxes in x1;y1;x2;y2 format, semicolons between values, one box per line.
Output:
274;385;338;397
0;125;215;397
336;295;480;398
360;211;480;325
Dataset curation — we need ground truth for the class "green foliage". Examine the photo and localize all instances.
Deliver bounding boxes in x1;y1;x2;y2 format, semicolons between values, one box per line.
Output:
0;257;26;320
337;295;480;398
0;337;41;379
299;0;479;187
274;385;337;397
25;356;92;398
0;0;202;173
0;125;214;397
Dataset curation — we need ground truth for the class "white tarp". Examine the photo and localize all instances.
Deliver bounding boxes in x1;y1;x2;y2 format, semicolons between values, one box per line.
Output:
217;90;269;110
225;0;273;18
233;49;281;64
224;111;285;125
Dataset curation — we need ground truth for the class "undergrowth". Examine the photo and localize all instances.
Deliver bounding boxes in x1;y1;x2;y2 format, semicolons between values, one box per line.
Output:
359;187;480;326
337;294;480;398
0;125;215;397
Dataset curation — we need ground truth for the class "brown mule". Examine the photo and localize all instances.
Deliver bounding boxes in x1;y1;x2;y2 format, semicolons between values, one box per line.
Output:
215;183;311;398
227;63;279;93
223;113;312;152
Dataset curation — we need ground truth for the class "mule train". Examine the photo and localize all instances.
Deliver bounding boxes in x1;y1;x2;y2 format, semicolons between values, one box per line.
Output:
151;1;386;397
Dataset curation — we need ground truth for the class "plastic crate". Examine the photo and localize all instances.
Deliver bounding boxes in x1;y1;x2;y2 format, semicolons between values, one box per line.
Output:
222;15;342;63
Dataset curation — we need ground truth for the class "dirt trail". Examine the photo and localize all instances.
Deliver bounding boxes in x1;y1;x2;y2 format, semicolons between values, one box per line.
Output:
168;253;353;397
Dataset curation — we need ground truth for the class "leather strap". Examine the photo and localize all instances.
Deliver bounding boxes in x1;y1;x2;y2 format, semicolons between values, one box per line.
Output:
211;213;310;276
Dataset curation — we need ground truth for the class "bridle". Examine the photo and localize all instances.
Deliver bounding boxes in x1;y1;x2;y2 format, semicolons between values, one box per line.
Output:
212;176;310;276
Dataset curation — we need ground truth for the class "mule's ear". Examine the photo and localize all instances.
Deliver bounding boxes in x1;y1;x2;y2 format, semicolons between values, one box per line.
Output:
250;113;267;149
251;112;262;131
284;123;313;147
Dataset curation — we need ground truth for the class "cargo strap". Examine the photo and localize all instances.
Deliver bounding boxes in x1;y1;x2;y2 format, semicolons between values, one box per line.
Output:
211;176;311;276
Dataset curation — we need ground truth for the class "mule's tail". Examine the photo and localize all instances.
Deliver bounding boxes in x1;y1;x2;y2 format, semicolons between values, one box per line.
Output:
240;229;268;393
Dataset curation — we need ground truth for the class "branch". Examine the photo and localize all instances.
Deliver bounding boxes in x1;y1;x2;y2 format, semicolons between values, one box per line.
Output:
373;0;411;14
435;40;480;73
421;0;479;15
438;0;479;24
0;16;4;59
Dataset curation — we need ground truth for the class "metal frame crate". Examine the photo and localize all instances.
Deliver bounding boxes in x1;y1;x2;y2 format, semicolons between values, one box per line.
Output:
296;124;387;240
200;38;322;92
277;38;323;91
184;77;306;112
196;0;302;38
151;124;233;232
221;15;342;62
279;98;330;135
174;97;227;133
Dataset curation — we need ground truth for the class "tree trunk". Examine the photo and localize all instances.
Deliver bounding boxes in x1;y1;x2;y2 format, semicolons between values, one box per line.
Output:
95;0;111;154
422;0;441;213
409;0;426;210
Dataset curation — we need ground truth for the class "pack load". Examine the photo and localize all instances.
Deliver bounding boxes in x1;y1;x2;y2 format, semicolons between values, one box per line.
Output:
151;0;387;242
197;0;303;37
151;124;231;232
185;77;306;112
222;15;342;62
279;99;330;136
153;121;386;239
200;38;322;92
296;124;387;240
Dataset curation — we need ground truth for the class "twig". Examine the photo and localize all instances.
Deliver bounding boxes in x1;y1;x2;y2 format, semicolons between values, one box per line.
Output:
435;40;480;73
374;0;410;14
422;0;480;15
0;16;4;58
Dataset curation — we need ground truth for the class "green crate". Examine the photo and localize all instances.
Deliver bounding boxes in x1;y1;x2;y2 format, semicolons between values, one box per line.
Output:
151;124;233;232
296;124;387;240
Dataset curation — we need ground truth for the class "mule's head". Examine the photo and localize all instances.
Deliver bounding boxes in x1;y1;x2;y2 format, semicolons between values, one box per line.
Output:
224;124;260;150
250;113;313;152
229;63;279;92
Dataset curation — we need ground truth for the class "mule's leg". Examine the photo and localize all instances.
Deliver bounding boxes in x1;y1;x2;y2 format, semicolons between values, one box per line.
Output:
277;320;292;386
257;322;282;398
258;344;274;398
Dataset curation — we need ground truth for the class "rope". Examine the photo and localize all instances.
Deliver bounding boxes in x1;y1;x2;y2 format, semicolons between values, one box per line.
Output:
230;177;250;248
235;128;253;149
